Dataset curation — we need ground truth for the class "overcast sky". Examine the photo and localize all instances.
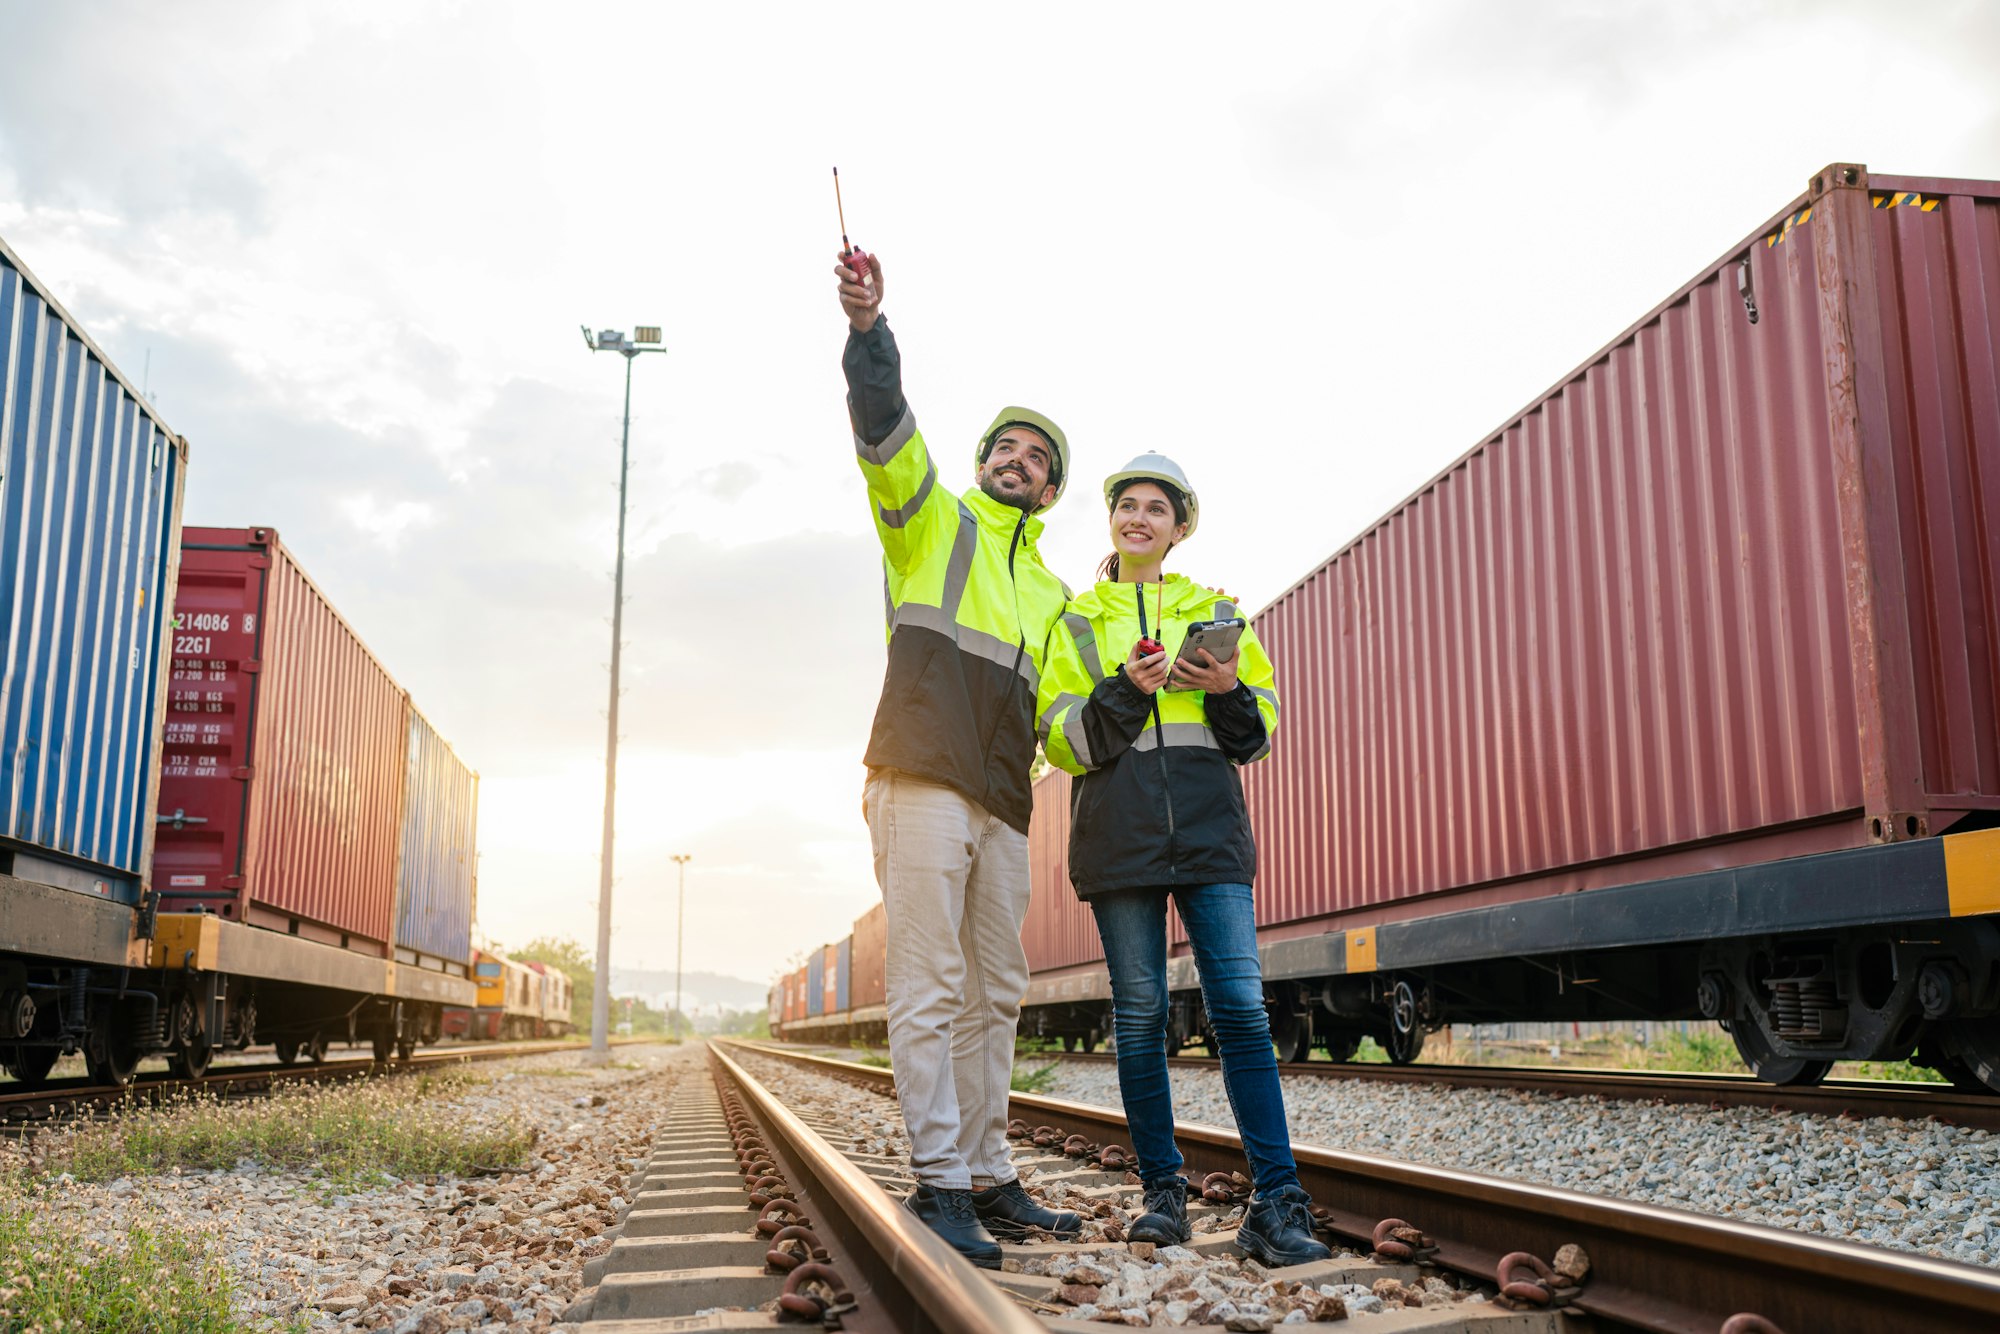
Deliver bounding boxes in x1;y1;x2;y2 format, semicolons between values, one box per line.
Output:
3;1;1995;989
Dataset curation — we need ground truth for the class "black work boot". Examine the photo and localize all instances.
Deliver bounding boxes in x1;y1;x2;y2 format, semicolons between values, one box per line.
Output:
899;1183;1002;1269
1234;1183;1332;1267
971;1179;1082;1240
1127;1176;1191;1245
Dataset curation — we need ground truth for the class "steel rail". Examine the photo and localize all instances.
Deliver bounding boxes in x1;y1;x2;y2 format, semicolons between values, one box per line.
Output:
1043;1048;2000;1131
0;1039;609;1123
730;1040;2000;1334
706;1041;1044;1333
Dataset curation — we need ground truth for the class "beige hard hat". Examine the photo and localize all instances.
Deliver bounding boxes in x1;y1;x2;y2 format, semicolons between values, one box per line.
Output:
1103;453;1199;539
977;407;1069;510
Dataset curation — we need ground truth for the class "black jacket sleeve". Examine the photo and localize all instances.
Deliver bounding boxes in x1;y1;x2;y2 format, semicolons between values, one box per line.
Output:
842;317;906;447
1073;667;1159;769
1205;682;1268;763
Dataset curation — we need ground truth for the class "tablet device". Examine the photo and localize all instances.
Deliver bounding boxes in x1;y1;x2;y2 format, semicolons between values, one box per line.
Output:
1165;617;1246;690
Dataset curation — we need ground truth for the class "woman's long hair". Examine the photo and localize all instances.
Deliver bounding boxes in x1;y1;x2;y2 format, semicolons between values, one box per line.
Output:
1098;478;1190;582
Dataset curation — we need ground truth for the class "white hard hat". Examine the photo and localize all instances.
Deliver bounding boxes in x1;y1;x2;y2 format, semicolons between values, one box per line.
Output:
1103;453;1199;540
977;407;1069;510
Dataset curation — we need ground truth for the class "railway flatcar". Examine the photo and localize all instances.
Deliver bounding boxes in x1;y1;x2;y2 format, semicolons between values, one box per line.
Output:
1018;163;2000;1094
0;232;484;1087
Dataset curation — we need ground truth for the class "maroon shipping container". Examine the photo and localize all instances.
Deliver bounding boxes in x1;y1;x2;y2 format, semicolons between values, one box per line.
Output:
1026;163;2000;972
154;527;409;954
849;901;887;1011
1024;770;1105;973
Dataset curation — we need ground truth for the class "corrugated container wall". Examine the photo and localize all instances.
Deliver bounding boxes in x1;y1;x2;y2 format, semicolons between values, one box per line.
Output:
394;707;478;972
1234;164;1999;937
834;937;852;1014
850;902;887;1010
0;237;187;904
1023;769;1114;973
806;950;825;1017
792;966;808;1023
154;528;408;952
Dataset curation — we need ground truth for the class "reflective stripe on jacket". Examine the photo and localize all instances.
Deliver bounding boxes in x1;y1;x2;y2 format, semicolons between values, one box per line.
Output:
1036;573;1278;894
856;406;1069;834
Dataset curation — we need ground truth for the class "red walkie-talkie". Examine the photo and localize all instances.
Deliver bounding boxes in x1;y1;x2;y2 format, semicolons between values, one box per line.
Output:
833;167;873;288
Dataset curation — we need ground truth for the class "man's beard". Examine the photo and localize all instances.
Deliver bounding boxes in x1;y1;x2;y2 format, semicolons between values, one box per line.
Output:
979;467;1039;513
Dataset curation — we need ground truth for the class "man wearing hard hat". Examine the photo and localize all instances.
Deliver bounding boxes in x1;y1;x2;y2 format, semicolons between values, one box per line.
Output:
835;252;1081;1265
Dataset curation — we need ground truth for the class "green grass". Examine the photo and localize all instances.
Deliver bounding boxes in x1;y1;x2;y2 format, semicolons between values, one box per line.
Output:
1629;1028;1745;1074
24;1069;535;1188
1010;1061;1061;1094
0;1183;300;1334
1843;1058;1948;1084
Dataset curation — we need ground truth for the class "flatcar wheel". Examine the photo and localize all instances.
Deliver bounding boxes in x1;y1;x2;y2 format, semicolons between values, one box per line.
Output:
1916;1039;1991;1095
6;1045;60;1087
84;1025;141;1088
371;1031;395;1064
169;1042;214;1080
1271;1008;1312;1063
1321;1029;1363;1063
1385;980;1427;1064
396;1037;415;1063
273;1037;300;1065
304;1032;328;1064
1935;1019;2000;1095
1729;1020;1832;1087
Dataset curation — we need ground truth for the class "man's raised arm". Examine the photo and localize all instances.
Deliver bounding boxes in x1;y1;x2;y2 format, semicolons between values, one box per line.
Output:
836;253;905;447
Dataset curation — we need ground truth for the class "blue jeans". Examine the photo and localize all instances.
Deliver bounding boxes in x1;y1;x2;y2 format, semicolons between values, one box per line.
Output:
1089;883;1300;1195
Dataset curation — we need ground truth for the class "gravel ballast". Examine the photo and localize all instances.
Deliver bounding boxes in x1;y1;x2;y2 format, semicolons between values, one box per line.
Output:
6;1041;705;1332
1043;1059;2000;1268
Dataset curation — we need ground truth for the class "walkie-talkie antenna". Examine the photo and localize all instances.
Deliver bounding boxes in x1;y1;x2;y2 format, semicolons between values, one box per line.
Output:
833;166;852;255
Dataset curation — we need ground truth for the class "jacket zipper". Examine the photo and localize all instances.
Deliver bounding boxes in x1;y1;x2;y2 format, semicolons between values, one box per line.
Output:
977;513;1031;801
1135;582;1177;871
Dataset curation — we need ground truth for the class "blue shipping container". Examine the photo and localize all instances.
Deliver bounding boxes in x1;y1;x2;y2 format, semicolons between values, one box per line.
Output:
806;949;826;1017
834;936;851;1014
394;707;478;970
0;236;186;904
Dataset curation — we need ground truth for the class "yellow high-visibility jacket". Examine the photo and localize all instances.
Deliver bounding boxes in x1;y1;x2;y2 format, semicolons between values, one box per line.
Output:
1037;574;1279;894
855;406;1069;833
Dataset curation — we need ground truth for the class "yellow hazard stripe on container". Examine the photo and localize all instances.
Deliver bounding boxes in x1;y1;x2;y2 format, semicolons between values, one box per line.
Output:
1345;927;1377;974
1945;827;2000;917
1871;192;1941;211
1764;205;1813;247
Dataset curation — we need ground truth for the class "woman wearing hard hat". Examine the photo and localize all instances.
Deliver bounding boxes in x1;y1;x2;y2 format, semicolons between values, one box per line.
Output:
1035;455;1330;1266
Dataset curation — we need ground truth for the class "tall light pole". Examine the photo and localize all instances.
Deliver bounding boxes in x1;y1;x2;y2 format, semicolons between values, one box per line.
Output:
581;323;665;1065
670;854;691;1039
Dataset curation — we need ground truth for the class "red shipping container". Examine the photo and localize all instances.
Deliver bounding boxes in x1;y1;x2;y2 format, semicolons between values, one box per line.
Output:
154;527;408;954
1027;164;2000;971
850;901;887;1010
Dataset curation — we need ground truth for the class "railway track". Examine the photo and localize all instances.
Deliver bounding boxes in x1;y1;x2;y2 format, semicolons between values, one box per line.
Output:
568;1040;2000;1332
0;1039;609;1126
1036;1048;2000;1132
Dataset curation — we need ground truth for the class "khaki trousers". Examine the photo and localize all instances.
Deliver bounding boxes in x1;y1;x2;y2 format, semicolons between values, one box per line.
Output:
863;769;1031;1189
